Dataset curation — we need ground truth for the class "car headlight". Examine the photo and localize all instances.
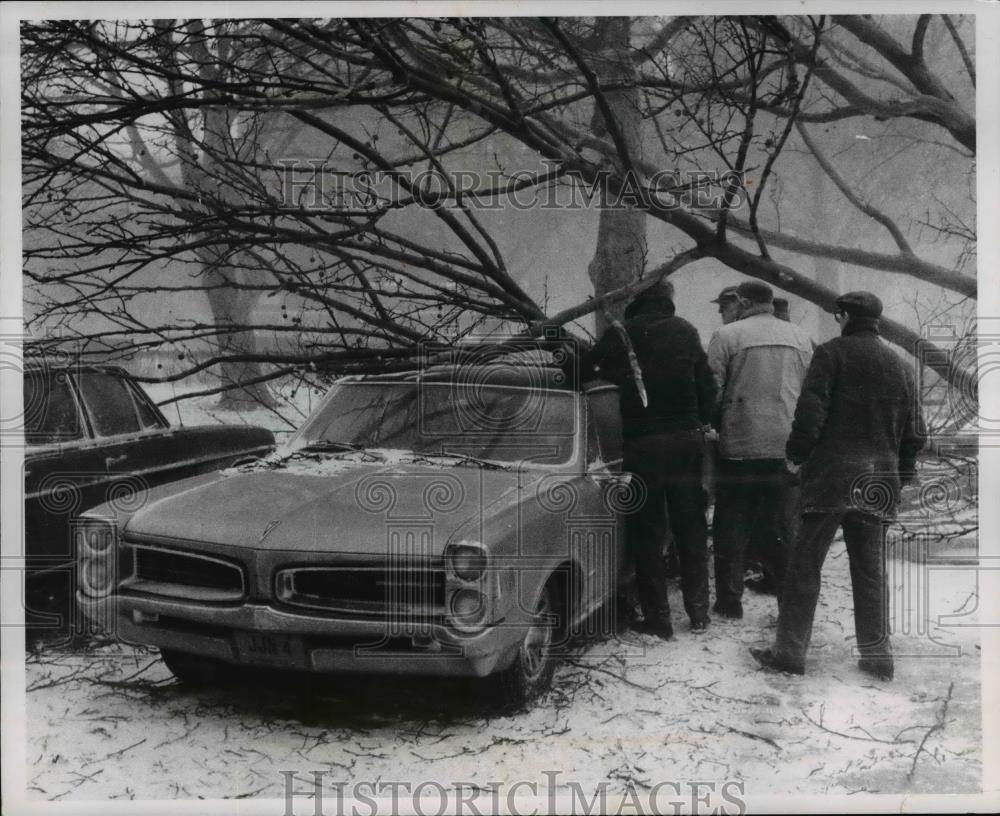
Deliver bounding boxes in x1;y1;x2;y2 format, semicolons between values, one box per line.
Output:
448;587;488;633
445;541;494;634
446;540;489;582
75;519;119;598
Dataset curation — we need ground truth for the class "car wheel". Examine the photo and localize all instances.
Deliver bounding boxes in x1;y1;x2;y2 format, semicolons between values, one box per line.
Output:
160;649;236;686
493;579;562;710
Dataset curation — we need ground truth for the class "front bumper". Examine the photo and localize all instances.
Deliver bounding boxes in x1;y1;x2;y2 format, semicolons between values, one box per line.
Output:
80;592;522;678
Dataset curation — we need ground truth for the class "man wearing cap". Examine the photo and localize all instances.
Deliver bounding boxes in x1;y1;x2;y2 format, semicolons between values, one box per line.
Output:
712;286;743;325
709;285;761;588
582;279;716;640
707;281;814;619
751;292;925;679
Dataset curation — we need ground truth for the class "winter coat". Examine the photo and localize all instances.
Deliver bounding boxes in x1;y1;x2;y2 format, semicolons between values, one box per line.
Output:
786;318;926;516
584;295;716;438
707;306;814;459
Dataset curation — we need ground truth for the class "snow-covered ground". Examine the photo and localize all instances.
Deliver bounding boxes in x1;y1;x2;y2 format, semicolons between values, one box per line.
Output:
20;387;986;806
24;552;981;802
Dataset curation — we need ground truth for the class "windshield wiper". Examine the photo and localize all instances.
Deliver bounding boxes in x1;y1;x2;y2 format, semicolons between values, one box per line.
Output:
301;440;368;452
423;451;511;471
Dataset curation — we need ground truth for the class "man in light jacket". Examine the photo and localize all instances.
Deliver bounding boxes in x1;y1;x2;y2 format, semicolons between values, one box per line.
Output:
707;281;814;619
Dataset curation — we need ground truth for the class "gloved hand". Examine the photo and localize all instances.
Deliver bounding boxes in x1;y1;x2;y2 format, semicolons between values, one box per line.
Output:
784;458;801;483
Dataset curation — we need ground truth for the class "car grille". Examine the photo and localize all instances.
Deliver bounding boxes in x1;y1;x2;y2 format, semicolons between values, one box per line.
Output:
132;546;244;595
276;565;445;620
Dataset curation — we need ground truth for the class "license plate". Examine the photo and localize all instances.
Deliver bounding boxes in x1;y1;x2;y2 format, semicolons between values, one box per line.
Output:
233;630;306;668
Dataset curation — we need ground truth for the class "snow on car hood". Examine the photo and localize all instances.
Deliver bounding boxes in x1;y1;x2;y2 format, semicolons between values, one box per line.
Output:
125;451;533;556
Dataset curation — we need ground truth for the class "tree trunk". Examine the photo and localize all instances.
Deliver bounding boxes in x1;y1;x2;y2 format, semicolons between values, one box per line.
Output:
202;261;277;410
180;22;275;410
194;82;276;410
586;17;648;335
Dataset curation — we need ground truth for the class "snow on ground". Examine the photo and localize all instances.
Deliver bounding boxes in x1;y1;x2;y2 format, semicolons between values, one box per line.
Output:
25;550;981;801
21;388;983;803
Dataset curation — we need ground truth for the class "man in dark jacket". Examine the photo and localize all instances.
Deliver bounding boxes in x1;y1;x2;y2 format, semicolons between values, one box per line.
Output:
583;280;716;639
750;292;925;679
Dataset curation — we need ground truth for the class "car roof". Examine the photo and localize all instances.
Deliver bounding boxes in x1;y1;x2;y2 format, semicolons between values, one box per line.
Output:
23;359;128;376
342;364;617;394
23;357;617;394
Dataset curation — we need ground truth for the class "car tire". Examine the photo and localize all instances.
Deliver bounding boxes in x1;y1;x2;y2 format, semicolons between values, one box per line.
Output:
160;649;236;686
492;578;563;711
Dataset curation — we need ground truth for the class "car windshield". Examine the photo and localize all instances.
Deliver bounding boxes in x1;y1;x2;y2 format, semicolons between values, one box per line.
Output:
287;382;577;465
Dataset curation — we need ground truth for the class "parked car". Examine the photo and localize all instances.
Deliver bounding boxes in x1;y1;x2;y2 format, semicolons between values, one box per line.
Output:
24;361;275;635
77;363;632;707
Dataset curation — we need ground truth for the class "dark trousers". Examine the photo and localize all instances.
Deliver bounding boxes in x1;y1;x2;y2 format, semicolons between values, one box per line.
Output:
713;458;798;606
774;510;891;666
624;430;710;624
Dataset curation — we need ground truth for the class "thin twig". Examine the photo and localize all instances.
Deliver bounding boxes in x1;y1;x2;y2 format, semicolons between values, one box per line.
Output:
801;706;902;745
563;659;659;693
720;723;781;751
941;15;975;88
105;737;148;760
907;681;955;781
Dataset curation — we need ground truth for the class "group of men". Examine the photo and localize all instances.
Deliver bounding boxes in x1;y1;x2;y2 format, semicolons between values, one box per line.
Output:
583;278;924;681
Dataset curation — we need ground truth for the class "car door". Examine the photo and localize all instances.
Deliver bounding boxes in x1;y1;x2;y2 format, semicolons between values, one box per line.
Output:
542;385;626;623
151;422;275;481
72;370;271;499
72;369;156;501
582;385;628;609
24;368;107;567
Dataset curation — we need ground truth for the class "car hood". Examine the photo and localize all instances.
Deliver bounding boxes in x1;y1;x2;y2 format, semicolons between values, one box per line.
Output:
124;454;534;556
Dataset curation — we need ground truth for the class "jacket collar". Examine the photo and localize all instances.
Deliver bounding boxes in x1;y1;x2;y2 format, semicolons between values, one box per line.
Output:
740;302;774;319
842;317;880;336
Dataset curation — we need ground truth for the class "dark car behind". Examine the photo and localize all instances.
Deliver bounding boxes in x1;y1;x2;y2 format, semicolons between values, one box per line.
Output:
23;362;275;640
